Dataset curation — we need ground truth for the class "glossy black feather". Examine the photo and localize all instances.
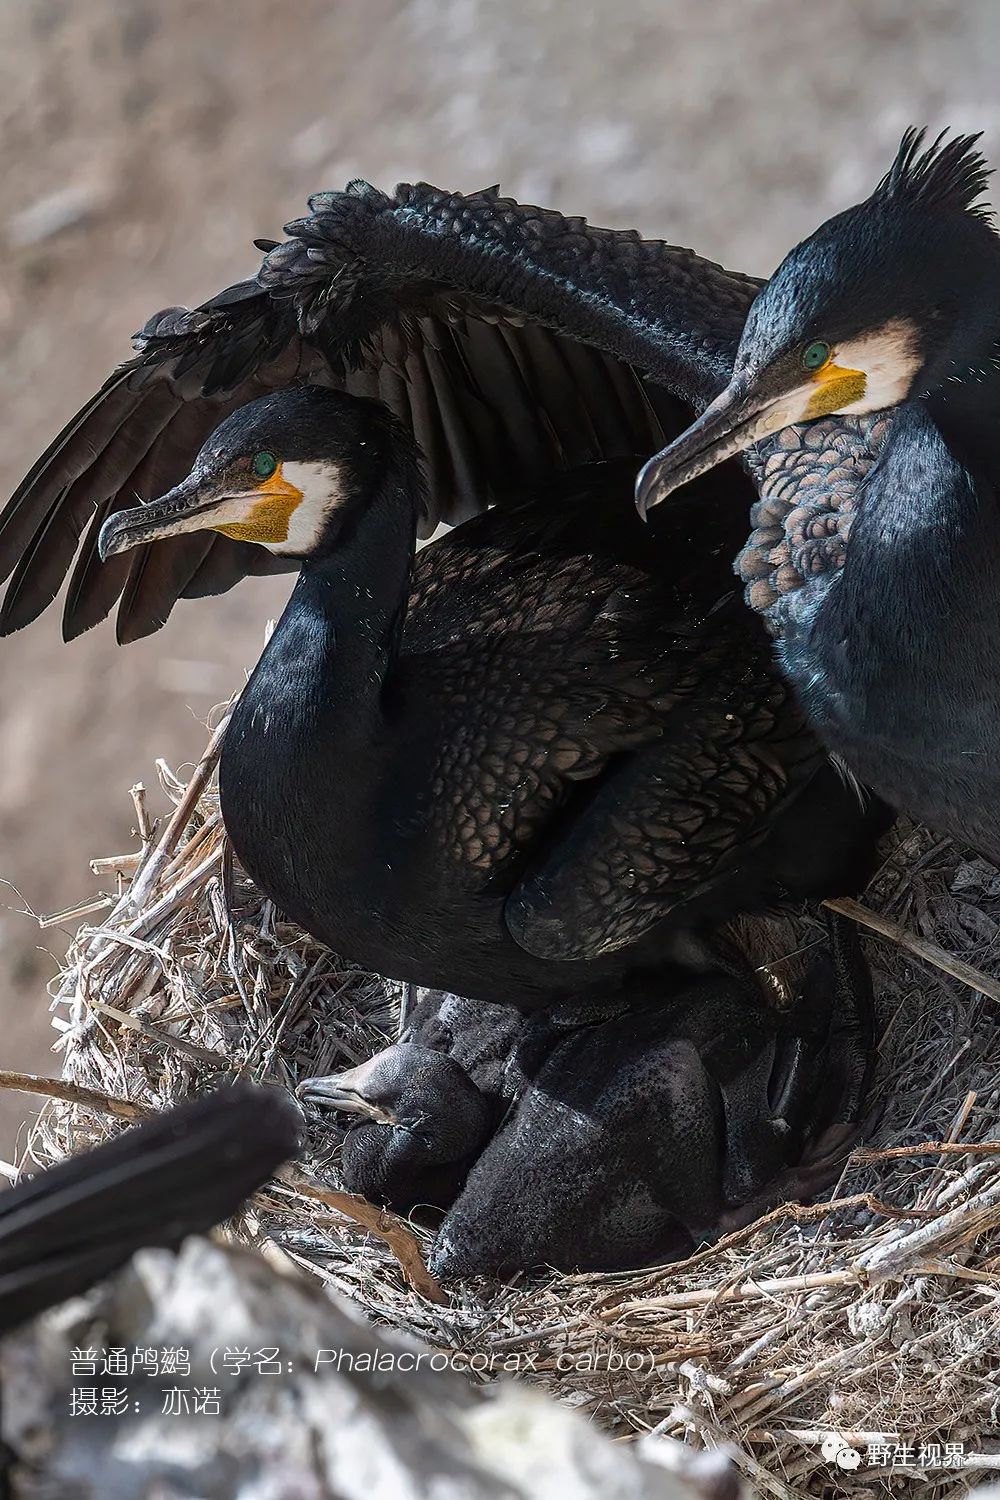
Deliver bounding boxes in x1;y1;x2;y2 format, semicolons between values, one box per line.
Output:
0;1085;298;1334
4;180;760;639
706;131;1000;861
315;920;876;1275
212;391;885;1009
876;127;993;223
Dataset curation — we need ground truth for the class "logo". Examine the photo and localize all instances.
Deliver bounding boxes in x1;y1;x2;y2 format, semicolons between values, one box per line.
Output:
821;1434;861;1471
817;1433;967;1472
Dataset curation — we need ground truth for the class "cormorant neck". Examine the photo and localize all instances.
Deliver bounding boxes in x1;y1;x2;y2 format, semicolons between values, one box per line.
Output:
252;447;420;734
924;249;1000;480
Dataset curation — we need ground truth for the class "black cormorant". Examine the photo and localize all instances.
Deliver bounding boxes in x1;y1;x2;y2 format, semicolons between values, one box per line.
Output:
299;1043;496;1216
638;130;1000;860
5;150;960;862
299;917;874;1275
95;388;884;1008
299;991;520;1213
0;1085;298;1334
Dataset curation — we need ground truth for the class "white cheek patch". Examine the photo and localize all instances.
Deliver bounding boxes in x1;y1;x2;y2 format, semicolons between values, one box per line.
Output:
260;460;347;555
829;319;923;414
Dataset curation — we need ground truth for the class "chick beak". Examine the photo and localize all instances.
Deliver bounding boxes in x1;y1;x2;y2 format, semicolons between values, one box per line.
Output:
99;473;214;560
296;1059;397;1126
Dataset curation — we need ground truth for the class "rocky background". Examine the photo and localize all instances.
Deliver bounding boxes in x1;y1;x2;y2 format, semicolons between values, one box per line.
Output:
0;0;997;1150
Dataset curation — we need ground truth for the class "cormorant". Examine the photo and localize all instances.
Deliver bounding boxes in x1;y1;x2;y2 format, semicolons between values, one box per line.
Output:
299;1043;496;1216
637;129;1000;861
299;917;874;1275
298;991;521;1213
0;1085;298;1334
95;387;884;1009
6;154;949;863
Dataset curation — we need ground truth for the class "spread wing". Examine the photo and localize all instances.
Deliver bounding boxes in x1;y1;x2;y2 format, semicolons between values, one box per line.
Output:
0;179;759;643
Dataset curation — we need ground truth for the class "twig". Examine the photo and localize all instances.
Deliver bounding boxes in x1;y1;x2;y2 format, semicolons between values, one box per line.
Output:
0;1070;140;1119
616;1268;864;1312
853;1138;1000;1165
286;1171;446;1304
130;782;154;845
595;1192;924;1312
663;1404;798;1500
88;999;230;1067
37;895;114;929
90;852;143;877
129;710;231;907
824;895;1000;1001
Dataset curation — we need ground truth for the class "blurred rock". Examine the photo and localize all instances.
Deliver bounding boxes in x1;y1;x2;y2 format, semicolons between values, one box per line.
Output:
1;1239;740;1499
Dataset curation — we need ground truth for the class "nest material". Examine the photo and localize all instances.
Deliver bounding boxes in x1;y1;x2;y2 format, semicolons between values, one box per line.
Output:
19;705;1000;1500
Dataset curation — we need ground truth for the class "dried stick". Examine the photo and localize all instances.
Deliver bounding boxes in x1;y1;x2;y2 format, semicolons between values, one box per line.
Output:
824;896;1000;1001
90;853;143;877
286;1171;445;1304
0;1070;140;1120
88;999;230;1067
129;710;231;908
854;1139;1000;1165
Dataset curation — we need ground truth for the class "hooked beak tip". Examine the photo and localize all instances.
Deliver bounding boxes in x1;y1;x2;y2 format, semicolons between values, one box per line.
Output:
96;473;208;563
635;454;669;520
633;377;763;519
296;1074;394;1124
295;1077;339;1105
97;515;124;562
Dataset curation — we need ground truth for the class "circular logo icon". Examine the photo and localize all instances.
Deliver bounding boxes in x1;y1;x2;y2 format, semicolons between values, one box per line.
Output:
821;1433;861;1470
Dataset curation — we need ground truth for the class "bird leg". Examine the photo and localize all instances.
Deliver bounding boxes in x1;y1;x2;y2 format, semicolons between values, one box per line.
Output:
716;913;876;1226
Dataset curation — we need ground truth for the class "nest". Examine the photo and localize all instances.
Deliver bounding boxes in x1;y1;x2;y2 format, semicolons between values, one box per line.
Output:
17;704;1000;1499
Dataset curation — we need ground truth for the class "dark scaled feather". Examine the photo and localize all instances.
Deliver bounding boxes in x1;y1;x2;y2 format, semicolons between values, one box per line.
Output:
3;179;760;639
874;127;994;224
0;1084;299;1335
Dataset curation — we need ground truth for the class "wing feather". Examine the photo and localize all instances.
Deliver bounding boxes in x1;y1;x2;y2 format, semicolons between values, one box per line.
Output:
4;179;758;638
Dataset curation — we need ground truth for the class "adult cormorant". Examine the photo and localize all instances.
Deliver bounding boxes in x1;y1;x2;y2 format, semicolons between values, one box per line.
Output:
0;1085;298;1334
96;388;883;1008
299;917;874;1275
637;129;1000;861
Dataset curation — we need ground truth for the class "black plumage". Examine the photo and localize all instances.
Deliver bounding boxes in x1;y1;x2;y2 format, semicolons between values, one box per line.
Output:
300;918;874;1276
297;990;526;1214
0;1085;298;1335
7;156;964;860
97;388;885;1009
0;177;762;643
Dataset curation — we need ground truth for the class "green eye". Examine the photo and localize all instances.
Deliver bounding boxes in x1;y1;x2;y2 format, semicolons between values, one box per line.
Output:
253;451;277;479
801;340;832;372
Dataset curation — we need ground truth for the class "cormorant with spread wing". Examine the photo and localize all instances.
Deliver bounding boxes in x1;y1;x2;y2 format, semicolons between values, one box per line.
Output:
95;388;881;1007
0;160;888;1008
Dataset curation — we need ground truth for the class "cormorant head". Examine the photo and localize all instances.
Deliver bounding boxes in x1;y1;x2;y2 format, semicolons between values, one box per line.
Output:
638;129;1000;513
98;388;410;563
296;1043;494;1214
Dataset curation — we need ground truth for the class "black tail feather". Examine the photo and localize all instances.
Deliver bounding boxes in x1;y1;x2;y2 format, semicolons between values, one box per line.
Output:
0;1085;299;1335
